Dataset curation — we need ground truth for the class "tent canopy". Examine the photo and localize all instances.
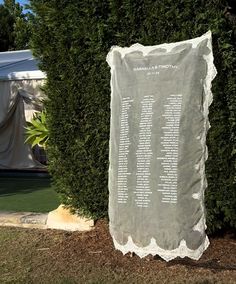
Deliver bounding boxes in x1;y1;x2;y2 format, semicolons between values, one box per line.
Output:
0;50;46;80
0;49;46;170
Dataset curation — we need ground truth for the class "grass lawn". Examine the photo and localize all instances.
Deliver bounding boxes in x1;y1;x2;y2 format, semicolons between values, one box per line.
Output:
0;177;60;212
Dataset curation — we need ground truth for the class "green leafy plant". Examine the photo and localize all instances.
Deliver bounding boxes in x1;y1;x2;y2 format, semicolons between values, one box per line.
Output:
29;0;235;231
25;110;49;149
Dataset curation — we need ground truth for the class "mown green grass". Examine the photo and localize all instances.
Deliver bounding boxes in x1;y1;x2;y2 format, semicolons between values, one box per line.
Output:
0;177;60;212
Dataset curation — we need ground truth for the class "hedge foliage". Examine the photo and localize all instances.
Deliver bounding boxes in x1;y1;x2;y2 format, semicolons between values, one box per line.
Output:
30;0;235;232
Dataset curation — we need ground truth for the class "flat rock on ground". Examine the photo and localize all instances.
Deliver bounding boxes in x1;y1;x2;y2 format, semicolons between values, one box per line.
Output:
0;205;94;231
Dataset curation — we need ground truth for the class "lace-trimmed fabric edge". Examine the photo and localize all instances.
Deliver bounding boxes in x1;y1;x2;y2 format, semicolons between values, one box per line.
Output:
112;235;210;262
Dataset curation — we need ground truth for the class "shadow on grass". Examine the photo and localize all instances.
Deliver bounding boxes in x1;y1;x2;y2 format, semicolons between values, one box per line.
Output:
0;177;60;212
149;255;236;271
0;177;52;197
165;257;236;271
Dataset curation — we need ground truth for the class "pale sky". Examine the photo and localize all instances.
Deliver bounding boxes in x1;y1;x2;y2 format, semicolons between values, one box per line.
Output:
0;0;29;13
0;0;28;7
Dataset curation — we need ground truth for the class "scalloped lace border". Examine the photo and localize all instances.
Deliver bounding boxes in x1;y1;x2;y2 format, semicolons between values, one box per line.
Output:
113;235;210;262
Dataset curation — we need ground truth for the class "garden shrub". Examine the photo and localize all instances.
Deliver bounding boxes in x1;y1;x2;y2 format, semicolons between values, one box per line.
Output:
30;0;235;232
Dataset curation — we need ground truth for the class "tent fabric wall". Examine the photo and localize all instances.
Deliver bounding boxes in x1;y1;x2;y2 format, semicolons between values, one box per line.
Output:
0;79;45;169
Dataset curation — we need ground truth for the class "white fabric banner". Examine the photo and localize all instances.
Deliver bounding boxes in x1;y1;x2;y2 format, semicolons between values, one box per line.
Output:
107;31;217;261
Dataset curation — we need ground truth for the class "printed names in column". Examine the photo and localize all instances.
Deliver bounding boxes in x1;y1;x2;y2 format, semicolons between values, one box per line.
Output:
157;94;182;204
135;95;155;208
117;97;133;204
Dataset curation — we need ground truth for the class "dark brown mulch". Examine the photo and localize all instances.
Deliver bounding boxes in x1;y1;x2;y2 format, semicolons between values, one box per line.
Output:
0;220;235;284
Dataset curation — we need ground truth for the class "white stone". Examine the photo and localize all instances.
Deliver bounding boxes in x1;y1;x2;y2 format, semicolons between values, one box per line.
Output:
46;205;94;232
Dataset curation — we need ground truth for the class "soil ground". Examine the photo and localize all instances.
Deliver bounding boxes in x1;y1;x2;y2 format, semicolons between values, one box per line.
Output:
0;220;235;284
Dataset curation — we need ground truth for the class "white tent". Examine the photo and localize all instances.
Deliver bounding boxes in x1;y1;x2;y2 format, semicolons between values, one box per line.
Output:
0;49;46;80
0;50;46;169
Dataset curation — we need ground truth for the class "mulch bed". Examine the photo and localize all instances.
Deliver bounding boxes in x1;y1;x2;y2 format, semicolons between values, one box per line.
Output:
0;220;236;283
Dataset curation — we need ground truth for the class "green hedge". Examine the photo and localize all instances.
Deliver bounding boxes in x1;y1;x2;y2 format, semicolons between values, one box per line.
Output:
30;0;235;232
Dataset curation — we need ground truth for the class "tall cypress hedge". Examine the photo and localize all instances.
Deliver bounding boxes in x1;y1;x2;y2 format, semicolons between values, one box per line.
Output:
30;0;235;232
